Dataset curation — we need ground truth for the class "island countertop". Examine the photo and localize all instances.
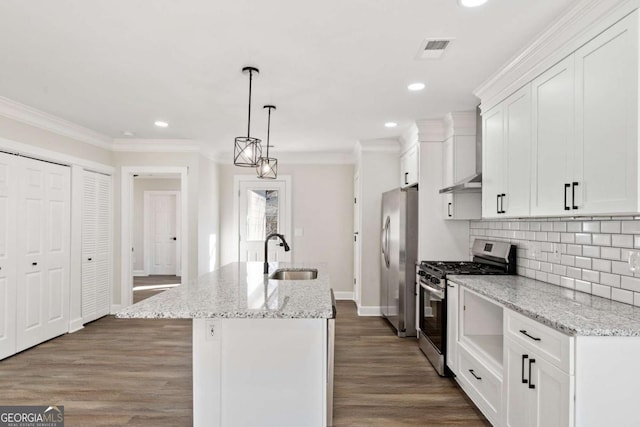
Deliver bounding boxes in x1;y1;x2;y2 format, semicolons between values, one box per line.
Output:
449;274;640;337
116;262;333;319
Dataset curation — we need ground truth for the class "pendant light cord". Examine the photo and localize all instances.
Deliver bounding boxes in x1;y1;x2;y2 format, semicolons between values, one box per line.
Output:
247;70;253;138
266;106;271;157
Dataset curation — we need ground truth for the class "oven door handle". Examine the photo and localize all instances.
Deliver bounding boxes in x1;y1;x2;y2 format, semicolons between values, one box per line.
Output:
419;281;444;300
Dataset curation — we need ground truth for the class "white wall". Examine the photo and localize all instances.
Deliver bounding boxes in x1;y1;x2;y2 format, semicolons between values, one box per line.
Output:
132;178;181;273
357;150;399;310
218;163;355;293
198;156;220;275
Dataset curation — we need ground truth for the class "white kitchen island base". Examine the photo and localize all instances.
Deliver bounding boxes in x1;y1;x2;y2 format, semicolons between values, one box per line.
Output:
193;317;328;427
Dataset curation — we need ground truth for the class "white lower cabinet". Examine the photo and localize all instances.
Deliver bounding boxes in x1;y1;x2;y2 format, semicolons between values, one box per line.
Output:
445;281;458;374
457;344;502;426
503;337;572;427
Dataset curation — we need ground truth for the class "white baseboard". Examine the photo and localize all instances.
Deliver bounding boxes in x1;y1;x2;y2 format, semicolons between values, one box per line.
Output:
333;291;354;300
133;270;147;277
68;317;84;333
357;306;382;316
110;304;122;315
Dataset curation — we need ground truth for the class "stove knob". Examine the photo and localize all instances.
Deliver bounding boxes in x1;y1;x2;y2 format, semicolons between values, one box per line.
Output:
418;270;426;277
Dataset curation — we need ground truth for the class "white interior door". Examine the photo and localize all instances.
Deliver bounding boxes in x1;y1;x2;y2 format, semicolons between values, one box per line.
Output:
237;177;291;263
353;174;360;303
146;192;180;275
0;153;17;359
16;157;70;352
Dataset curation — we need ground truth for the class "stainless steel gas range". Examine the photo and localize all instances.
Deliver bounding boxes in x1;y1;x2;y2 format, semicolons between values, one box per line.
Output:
416;239;516;376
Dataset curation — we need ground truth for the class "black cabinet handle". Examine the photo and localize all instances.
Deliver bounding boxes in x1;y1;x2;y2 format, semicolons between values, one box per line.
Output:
32;262;37;266
528;359;536;389
88;258;92;261
469;369;482;381
496;194;500;214
572;182;579;210
500;194;506;214
447;202;452;217
564;183;570;210
520;329;541;342
521;354;529;384
404;172;409;185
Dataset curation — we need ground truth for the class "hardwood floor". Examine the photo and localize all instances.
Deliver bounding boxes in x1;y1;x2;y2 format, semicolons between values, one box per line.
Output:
0;300;488;426
133;275;181;304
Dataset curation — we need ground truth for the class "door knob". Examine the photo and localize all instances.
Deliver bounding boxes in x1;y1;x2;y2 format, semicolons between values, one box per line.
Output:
171;237;177;241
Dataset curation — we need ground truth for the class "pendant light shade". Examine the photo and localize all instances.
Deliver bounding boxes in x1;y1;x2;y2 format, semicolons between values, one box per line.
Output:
234;66;262;167
257;105;278;179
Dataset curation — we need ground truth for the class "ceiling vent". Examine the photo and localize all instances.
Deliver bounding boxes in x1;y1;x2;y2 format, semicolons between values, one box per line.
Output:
416;38;455;60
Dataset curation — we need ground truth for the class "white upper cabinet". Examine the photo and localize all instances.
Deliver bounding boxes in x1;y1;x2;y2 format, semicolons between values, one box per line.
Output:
400;145;418;188
574;13;638;215
530;13;638;216
530;56;575;216
483;85;531;218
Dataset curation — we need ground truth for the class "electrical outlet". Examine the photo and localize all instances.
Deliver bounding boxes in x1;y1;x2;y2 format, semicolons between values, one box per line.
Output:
205;320;218;341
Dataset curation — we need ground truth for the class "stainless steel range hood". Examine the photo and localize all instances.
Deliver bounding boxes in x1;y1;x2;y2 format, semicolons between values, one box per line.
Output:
439;106;483;194
439;172;482;194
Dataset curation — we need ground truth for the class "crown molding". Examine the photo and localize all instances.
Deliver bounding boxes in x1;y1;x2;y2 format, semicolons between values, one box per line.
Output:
399;124;419;154
474;0;637;112
415;119;445;142
356;138;400;153
443;111;476;140
0;96;113;150
111;138;201;153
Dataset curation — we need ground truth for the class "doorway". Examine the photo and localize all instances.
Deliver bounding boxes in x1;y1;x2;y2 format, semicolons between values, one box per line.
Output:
234;175;292;263
120;167;188;308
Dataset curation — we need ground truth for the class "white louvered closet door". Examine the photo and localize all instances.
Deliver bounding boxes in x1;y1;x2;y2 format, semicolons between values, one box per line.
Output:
0;153;17;359
15;157;70;352
82;170;111;323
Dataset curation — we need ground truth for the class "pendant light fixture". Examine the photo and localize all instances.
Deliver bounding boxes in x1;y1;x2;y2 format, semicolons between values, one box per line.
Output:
257;105;278;179
234;66;262;167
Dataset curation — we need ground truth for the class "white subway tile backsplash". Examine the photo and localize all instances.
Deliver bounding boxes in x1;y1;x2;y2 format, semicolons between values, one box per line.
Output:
592;234;612;246
567;267;582;279
560;277;575;289
575;233;592;245
600;272;621;287
622;221;640;234
621;276;640;292
470;217;640;307
601;221;621;233
601;247;621;260
575;280;591;293
583;246;600;258
611;288;634;305
612;234;633;248
583;221;600;233
592;258;612;273
567;222;582;232
575;256;591;269
592;283;612;299
582;270;599;283
553;222;567;232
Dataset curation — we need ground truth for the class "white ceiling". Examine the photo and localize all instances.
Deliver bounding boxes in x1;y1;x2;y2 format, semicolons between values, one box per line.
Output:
0;0;577;156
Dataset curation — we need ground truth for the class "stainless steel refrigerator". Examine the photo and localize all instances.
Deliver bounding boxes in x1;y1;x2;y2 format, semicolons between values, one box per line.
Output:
380;186;418;337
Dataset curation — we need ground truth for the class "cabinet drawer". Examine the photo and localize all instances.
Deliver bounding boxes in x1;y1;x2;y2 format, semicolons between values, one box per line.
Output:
505;310;574;374
457;345;502;425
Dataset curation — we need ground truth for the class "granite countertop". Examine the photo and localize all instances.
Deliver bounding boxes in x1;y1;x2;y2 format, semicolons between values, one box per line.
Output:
116;262;333;319
448;274;640;337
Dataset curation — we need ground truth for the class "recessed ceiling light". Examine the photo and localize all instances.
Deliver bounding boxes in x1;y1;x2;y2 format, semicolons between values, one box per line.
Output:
459;0;488;7
154;120;169;128
385;122;398;128
408;82;426;91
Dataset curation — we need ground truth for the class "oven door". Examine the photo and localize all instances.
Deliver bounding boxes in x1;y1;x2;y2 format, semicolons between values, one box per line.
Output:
418;279;446;375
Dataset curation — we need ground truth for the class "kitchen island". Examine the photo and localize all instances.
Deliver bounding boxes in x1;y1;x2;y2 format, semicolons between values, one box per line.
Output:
117;262;334;427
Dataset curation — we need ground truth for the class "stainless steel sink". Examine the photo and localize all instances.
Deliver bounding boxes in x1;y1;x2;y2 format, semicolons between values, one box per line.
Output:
270;268;318;280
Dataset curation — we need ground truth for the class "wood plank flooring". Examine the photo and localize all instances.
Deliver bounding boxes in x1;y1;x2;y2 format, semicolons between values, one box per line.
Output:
133;275;181;304
0;300;488;426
